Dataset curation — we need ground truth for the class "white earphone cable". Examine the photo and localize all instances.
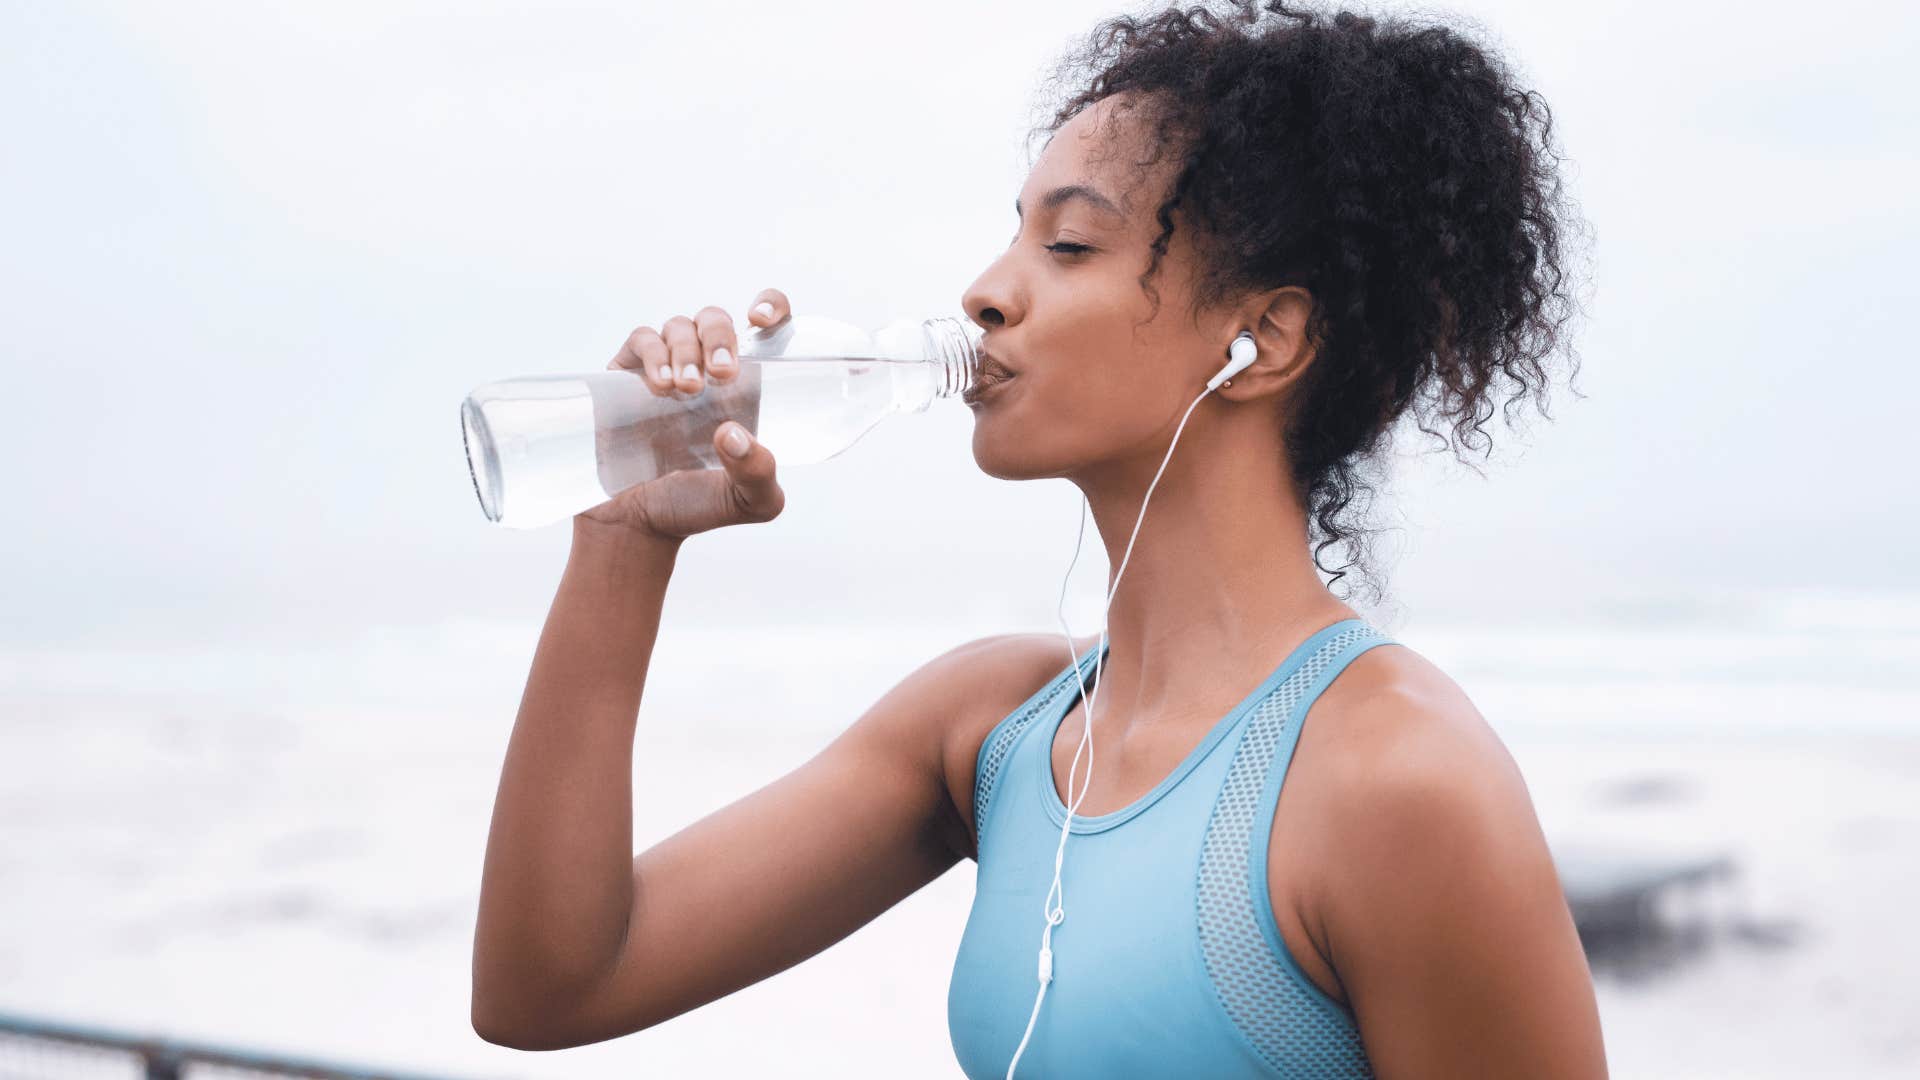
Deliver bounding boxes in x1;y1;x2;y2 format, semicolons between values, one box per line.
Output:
1002;379;1218;1080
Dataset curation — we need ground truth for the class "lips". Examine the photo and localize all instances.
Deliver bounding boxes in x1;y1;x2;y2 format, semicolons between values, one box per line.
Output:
979;351;1016;380
960;355;1021;405
964;377;1014;406
979;347;1018;381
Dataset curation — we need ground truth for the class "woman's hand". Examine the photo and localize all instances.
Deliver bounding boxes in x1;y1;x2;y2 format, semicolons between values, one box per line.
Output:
576;288;792;540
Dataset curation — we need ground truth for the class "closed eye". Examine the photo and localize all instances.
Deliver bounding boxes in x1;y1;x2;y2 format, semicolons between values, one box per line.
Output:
1045;242;1092;256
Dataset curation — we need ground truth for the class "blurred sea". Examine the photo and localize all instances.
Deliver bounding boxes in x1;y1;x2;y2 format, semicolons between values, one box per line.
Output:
1;587;1916;1078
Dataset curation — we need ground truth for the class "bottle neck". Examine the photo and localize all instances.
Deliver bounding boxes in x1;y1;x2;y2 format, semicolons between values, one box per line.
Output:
922;316;982;399
887;316;981;415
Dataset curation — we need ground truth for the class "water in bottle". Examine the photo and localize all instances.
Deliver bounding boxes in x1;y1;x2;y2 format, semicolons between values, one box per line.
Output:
461;314;983;529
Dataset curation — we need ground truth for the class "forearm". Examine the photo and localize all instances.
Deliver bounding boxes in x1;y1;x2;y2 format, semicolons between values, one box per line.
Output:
472;517;683;1030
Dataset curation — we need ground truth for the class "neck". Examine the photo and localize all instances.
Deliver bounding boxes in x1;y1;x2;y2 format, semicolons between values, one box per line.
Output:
1069;400;1357;729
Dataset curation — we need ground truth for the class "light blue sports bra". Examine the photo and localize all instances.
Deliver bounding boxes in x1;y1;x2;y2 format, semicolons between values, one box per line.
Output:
948;618;1397;1078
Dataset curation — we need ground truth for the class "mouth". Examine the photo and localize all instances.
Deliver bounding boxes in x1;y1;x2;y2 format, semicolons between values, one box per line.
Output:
964;349;1018;406
964;362;1016;406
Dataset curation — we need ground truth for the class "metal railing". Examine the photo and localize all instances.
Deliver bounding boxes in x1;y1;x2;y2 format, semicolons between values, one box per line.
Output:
0;1011;484;1080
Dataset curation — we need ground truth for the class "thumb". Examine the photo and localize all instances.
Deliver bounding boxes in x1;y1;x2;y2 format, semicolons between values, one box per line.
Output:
717;420;755;461
714;421;784;520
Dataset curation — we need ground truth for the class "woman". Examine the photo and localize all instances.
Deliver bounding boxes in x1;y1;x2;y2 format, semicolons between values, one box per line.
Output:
472;2;1605;1076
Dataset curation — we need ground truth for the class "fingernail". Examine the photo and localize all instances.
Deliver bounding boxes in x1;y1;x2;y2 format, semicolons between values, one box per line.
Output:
712;347;733;370
753;302;775;321
681;362;700;382
657;364;672;382
723;424;750;456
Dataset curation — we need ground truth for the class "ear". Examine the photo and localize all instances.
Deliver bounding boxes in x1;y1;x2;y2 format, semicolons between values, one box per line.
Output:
1253;287;1315;380
1218;286;1315;398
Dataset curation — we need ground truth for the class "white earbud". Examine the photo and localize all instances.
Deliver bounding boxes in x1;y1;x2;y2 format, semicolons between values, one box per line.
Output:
1206;331;1258;392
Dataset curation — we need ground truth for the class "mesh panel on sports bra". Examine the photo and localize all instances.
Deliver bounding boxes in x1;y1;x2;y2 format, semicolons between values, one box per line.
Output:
1196;624;1387;1078
973;665;1084;852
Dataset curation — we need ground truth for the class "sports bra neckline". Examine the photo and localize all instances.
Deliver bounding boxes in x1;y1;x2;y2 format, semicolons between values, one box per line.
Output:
1036;618;1372;834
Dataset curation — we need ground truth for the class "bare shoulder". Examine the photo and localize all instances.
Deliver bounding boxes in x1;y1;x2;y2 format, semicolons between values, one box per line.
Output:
1305;641;1537;890
1303;642;1606;1076
1307;640;1518;787
912;631;1102;864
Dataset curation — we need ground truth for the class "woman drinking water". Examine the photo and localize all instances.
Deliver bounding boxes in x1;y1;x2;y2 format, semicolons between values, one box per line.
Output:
472;2;1604;1075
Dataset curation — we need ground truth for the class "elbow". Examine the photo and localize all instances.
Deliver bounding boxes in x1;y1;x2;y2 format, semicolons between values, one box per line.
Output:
471;984;649;1052
472;1008;573;1052
472;986;568;1051
471;995;536;1050
471;945;568;1049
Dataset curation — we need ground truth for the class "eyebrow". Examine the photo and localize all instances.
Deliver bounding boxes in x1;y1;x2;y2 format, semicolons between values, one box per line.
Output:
1015;184;1123;220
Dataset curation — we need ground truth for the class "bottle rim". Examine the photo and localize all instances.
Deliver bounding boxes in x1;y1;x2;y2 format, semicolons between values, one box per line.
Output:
923;316;982;398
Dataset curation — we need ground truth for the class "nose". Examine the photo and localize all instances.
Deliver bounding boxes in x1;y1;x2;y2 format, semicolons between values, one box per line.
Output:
961;254;1020;331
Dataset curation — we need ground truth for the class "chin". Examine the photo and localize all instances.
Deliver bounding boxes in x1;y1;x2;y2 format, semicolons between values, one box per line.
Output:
969;426;1060;482
968;436;1022;481
967;380;1071;480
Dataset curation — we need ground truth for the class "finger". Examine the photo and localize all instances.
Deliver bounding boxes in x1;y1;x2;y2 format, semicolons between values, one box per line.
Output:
661;315;705;393
612;325;675;394
746;288;791;329
695;306;738;384
713;421;784;523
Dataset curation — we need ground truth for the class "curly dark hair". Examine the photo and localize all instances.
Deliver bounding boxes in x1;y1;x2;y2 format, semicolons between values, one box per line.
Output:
1031;0;1592;607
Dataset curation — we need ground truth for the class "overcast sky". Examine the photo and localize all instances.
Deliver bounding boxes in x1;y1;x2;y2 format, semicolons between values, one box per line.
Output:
3;0;1914;651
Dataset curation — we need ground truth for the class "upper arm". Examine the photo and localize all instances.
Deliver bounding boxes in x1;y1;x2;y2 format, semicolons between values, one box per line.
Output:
524;635;1014;1050
1322;685;1608;1080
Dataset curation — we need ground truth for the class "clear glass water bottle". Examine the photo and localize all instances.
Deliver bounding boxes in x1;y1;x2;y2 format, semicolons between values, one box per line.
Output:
460;314;984;529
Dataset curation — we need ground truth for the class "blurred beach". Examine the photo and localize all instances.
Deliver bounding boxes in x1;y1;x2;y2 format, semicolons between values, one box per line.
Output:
1;604;1916;1079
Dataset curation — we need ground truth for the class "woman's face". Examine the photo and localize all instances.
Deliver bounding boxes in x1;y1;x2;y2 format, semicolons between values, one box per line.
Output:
961;93;1227;482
